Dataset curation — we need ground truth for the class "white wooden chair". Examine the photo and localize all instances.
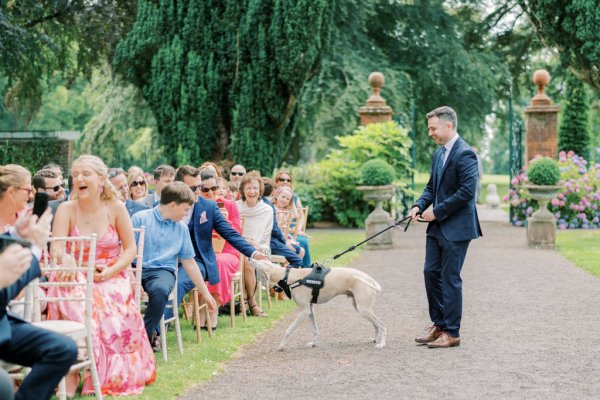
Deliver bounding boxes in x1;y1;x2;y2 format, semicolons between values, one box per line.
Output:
230;215;247;328
130;226;145;309
33;234;103;400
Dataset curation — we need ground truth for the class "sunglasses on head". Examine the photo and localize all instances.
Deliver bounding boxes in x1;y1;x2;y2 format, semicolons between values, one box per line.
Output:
45;183;66;192
130;180;146;187
231;171;245;176
107;168;125;178
278;178;291;182
201;186;220;193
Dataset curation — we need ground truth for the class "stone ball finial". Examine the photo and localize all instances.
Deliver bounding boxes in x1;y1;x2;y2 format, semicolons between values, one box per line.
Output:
368;72;385;90
531;69;552;106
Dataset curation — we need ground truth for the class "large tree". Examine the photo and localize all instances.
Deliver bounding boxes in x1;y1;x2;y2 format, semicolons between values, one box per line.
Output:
114;0;335;170
0;0;136;123
559;72;590;158
521;0;600;91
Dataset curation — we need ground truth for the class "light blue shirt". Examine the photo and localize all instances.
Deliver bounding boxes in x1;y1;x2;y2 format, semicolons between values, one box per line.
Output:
131;207;195;272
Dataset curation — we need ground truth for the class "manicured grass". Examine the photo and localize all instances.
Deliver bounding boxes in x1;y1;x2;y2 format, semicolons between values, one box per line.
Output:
556;230;600;278
68;228;364;399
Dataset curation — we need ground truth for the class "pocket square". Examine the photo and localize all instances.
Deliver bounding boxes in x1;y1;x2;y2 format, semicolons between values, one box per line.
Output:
199;210;208;224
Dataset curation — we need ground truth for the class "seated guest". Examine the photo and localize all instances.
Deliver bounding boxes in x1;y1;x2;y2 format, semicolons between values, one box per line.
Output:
131;182;216;346
32;169;66;201
227;180;239;201
0;211;78;400
198;161;222;177
274;170;311;266
127;167;148;203
237;172;274;317
48;155;155;396
0;164;32;230
165;166;268;320
261;178;302;268
41;162;69;198
198;170;241;329
229;164;246;190
270;186;305;260
108;167;148;217
140;165;176;208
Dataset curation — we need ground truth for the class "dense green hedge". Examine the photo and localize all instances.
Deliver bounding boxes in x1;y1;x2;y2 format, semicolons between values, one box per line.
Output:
0;137;67;172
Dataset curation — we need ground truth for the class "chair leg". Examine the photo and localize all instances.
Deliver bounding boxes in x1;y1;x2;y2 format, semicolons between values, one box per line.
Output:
240;278;247;322
230;288;236;328
58;377;67;400
191;289;201;344
160;316;168;362
173;295;183;354
86;327;103;399
204;302;212;337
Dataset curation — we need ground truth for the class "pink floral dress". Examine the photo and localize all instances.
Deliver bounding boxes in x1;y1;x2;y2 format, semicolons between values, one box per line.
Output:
47;224;156;396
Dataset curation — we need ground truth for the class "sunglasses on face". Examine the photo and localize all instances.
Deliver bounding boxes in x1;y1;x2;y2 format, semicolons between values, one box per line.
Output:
278;178;291;182
130;180;146;187
188;185;201;192
231;172;245;176
45;183;66;192
201;186;220;193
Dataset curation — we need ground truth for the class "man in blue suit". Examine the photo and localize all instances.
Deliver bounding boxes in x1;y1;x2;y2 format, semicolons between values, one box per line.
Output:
409;106;482;348
0;213;78;400
166;166;268;318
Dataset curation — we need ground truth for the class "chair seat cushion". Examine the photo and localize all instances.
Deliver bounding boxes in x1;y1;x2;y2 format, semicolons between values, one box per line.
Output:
32;320;86;336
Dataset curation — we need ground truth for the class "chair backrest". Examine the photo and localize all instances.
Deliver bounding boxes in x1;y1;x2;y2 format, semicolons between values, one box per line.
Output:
132;226;145;308
293;206;309;240
35;234;97;325
276;210;293;238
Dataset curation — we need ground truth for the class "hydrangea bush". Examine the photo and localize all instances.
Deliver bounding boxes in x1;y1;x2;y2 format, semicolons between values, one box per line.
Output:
505;151;600;228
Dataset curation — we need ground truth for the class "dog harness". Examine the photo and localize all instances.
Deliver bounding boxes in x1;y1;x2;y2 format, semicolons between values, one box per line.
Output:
275;263;332;304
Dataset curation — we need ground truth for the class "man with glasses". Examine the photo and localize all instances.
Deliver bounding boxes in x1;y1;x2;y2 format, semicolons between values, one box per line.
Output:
165;165;268;321
108;168;148;217
229;164;246;187
32;169;65;201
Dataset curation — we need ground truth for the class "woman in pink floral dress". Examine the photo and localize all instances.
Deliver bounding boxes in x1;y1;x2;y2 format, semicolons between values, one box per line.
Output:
48;155;156;396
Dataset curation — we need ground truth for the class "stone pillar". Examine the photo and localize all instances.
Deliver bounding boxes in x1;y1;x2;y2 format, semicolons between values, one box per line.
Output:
524;70;560;163
359;72;393;126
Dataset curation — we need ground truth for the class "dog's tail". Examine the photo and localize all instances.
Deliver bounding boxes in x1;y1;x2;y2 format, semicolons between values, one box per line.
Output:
354;275;382;292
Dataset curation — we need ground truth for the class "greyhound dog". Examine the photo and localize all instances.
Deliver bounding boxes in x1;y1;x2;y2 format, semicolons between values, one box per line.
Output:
253;261;387;350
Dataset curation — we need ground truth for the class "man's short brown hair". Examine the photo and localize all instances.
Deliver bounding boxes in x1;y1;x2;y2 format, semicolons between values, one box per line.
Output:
174;165;199;182
32;169;58;190
426;106;458;129
153;164;176;181
160;181;195;205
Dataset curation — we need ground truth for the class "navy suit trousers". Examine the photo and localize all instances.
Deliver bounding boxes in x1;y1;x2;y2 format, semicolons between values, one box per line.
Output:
423;222;470;338
141;268;176;341
0;318;77;400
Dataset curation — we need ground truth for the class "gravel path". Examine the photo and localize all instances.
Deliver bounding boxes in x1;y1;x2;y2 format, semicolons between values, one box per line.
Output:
179;220;600;400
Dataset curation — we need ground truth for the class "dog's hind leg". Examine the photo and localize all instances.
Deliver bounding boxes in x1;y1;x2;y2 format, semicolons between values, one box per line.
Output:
305;303;319;348
278;308;311;351
354;290;387;349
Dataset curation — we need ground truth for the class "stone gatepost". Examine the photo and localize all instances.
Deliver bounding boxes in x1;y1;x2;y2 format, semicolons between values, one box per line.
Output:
524;70;560;162
358;72;394;250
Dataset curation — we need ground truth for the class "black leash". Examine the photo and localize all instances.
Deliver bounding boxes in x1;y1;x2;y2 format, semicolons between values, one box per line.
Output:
319;215;415;266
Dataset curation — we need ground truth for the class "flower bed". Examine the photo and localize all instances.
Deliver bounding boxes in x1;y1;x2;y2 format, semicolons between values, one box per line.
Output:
505;151;600;228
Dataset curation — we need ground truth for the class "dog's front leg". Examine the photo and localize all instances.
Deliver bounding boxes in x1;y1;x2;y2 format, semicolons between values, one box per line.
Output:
305;303;319;348
278;308;311;351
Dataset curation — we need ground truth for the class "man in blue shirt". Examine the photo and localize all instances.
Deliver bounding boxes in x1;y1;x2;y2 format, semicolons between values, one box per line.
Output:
132;182;217;346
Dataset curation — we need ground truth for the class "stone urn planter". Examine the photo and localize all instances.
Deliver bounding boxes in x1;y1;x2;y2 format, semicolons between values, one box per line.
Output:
356;185;395;250
525;184;561;249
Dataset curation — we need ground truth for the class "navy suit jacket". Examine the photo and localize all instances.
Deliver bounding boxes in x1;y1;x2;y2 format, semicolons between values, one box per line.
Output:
0;256;41;346
414;137;482;241
125;199;149;217
188;197;256;284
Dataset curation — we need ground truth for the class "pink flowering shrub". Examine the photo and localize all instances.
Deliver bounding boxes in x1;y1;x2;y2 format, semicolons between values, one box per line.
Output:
505;151;600;229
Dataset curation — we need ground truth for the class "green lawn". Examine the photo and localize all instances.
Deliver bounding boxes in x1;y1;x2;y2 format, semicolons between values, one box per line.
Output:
556;229;600;278
70;228;364;399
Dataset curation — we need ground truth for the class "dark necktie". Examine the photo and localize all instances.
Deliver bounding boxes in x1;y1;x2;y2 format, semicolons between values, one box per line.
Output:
435;147;446;205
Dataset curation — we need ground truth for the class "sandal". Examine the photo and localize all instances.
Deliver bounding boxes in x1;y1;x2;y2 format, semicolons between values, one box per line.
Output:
249;304;268;318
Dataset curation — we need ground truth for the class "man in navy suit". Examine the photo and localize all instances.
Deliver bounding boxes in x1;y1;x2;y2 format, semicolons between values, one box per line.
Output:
0;213;78;400
165;166;268;318
108;168;149;217
409;106;482;348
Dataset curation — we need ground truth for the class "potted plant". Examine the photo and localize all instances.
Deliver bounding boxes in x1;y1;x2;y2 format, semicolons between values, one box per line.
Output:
356;159;397;250
524;156;561;249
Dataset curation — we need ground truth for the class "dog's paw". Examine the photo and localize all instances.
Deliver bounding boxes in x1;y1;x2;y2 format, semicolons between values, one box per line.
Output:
305;342;316;348
375;343;385;349
277;345;286;352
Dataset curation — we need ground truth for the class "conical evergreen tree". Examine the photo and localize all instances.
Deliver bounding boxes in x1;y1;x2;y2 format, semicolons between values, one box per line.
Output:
113;0;334;170
559;73;590;159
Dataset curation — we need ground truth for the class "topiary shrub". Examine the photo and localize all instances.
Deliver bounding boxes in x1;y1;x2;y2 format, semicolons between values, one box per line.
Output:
360;159;396;186
526;157;560;185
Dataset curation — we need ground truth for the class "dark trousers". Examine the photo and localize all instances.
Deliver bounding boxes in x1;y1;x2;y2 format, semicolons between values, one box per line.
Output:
271;242;303;267
163;259;205;320
0;318;77;400
423;223;470;338
0;368;13;400
141;268;176;341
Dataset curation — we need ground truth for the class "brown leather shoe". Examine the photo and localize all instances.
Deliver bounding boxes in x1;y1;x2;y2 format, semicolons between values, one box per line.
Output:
427;332;460;348
415;325;442;344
